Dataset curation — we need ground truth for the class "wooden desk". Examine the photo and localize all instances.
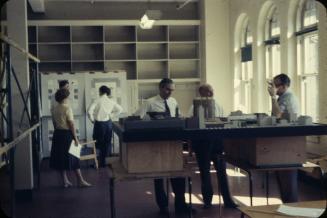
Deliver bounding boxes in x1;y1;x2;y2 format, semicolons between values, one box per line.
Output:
239;200;326;218
108;158;194;218
113;122;327;142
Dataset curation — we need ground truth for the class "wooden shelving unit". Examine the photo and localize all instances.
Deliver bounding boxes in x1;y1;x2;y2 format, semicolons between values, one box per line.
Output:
28;22;201;111
29;23;200;79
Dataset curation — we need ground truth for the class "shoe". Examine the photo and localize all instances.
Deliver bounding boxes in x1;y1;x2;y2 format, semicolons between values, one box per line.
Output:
202;203;212;209
159;207;169;216
224;201;238;209
175;205;197;216
79;180;92;188
63;181;73;188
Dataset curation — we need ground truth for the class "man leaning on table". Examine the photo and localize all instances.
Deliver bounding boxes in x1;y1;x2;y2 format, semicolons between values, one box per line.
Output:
267;73;300;203
134;78;196;216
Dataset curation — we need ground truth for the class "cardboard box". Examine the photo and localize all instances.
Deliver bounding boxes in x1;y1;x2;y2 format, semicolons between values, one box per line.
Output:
121;141;184;173
224;136;306;167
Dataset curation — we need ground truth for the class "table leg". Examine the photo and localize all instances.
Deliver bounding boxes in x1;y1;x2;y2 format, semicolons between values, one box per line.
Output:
266;172;269;205
217;170;222;218
188;177;193;218
109;177;115;218
319;167;325;199
248;171;253;206
166;178;170;218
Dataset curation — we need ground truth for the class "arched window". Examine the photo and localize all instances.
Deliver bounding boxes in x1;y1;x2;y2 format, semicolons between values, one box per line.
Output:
239;21;253;113
265;7;280;80
234;14;252;113
296;0;318;121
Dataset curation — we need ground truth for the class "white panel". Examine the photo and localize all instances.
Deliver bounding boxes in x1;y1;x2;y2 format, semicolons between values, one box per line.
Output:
84;71;128;152
40;73;86;116
127;80;139;114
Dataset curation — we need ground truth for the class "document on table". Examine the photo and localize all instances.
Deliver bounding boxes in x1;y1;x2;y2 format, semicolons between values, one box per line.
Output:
68;141;82;158
277;205;324;217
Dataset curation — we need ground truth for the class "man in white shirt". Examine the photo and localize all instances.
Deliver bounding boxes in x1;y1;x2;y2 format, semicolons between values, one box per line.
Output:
87;86;123;167
135;78;194;216
267;73;299;203
50;80;70;115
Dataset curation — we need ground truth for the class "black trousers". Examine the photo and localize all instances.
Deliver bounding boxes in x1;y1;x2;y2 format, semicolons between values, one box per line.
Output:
154;178;186;210
276;170;298;203
192;139;234;205
92;120;112;166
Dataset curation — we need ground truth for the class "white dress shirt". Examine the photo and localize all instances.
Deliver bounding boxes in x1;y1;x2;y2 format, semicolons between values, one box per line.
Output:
134;95;178;118
188;102;224;117
277;90;300;115
87;95;123;122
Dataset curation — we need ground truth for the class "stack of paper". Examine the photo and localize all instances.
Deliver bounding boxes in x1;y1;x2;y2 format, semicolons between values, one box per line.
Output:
68;141;82;158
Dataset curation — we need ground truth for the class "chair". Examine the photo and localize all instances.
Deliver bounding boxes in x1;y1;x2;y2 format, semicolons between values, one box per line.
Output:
80;140;98;170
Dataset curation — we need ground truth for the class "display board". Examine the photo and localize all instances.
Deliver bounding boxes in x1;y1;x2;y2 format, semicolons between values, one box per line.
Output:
40;72;127;157
40;73;86;116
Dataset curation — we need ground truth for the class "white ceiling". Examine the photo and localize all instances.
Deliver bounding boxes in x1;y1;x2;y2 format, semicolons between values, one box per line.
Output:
44;0;196;2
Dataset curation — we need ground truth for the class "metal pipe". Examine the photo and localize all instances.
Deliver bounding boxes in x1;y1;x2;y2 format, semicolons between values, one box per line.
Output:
176;0;193;10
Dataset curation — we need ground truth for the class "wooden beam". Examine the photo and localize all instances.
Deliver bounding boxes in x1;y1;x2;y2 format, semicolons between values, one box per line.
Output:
0;33;40;63
0;123;40;156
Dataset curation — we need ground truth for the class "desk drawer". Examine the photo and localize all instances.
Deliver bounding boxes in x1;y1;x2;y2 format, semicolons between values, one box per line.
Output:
224;136;306;167
121;141;184;173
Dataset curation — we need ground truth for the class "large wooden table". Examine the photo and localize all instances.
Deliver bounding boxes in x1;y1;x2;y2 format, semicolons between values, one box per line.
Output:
112;122;327;217
107;157;194;218
113;122;327;142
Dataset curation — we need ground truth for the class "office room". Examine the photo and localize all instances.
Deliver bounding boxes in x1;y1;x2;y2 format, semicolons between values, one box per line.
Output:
0;0;327;217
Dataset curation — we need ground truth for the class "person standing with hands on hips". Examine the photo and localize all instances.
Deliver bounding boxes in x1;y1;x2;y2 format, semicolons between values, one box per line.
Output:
87;86;123;167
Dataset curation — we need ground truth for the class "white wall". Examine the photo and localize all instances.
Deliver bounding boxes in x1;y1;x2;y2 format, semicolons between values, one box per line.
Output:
200;0;232;115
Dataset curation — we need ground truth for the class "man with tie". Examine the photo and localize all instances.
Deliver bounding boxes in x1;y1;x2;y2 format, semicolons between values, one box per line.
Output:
135;78;194;216
267;73;300;202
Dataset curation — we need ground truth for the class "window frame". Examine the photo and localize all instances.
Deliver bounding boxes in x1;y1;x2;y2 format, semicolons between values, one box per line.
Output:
239;21;253;113
296;0;319;122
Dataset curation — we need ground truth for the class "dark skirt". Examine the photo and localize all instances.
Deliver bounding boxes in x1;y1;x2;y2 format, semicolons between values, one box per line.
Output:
49;129;80;171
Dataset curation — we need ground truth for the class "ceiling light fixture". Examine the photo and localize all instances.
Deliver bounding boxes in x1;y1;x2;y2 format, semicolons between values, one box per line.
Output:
139;13;155;29
139;1;162;29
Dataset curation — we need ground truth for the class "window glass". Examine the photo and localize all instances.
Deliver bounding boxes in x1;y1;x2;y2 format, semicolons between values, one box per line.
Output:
297;0;319;121
303;0;318;27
